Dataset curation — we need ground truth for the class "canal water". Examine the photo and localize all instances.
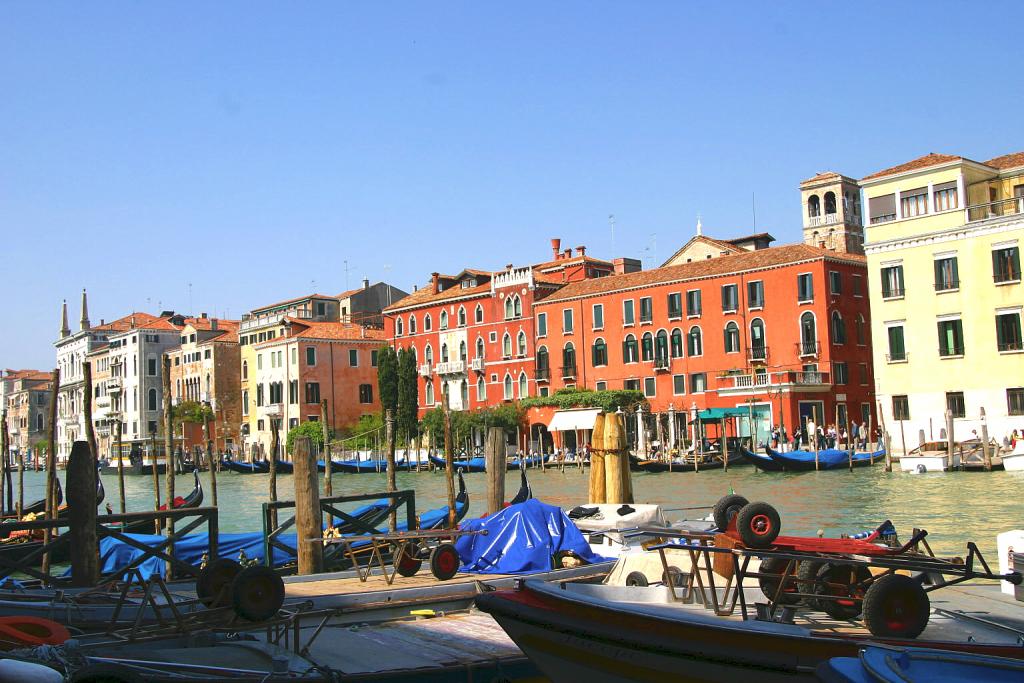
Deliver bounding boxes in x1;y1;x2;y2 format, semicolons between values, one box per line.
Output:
12;465;1022;558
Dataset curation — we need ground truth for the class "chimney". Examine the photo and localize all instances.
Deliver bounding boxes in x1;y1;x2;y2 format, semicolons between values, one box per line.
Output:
506;263;513;271
550;238;561;260
362;278;370;290
431;272;440;292
576;245;586;257
201;312;207;319
613;257;643;275
211;318;218;330
563;248;572;259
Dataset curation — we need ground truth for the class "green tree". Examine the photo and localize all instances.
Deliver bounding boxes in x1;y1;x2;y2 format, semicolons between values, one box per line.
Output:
339;413;384;450
171;400;213;428
396;347;419;442
286;420;332;454
377;345;399;416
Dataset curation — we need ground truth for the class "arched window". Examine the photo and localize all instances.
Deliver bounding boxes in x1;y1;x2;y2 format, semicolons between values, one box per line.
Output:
750;319;766;360
502;333;512;358
670;328;684;358
409;315;417;334
504;297;514;320
460;380;468;407
474;304;483;324
517;331;527;356
396;317;404;336
856;314;866;345
475;337;485;359
459;340;467;361
410;345;417;364
537;346;549;374
441;343;449;362
800;312;817;354
503;374;513;400
457;306;466;327
147;388;157;412
439;310;449;330
831;311;846;344
513;296;522;318
562;343;576;374
518;372;528;398
688;326;703;356
592;338;608;366
623;334;639;363
476;376;486;401
425;343;433;365
655;329;671;366
36;414;43;431
824;191;837;215
724;321;740;353
808;194;821;218
641;332;654;361
241;360;248;380
425;381;435;405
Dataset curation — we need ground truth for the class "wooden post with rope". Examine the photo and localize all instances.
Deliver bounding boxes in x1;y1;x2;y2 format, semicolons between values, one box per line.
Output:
162;355;175;573
42;369;59;578
385;408;397;532
293;436;323;575
321;400;332;497
443;395;455;529
589;414;606;504
203;401;217;507
115;418;126;514
485;427;506;514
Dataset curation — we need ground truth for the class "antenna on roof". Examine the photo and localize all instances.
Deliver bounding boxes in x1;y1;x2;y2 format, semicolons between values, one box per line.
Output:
342;260;351;291
696;214;702;236
188;282;193;316
752;192;757;232
608;214;616;255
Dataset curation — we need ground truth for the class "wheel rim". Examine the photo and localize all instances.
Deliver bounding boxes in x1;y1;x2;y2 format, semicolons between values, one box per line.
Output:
885;600;909;630
437;548;458;574
397;547;419;571
750;513;773;536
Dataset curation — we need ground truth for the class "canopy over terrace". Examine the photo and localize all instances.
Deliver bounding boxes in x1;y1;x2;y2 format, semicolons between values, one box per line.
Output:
528;407;603;458
547;408;603;432
696;407;750;421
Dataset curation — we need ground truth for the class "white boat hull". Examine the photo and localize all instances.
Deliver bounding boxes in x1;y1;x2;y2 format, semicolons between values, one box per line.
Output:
1003;452;1024;472
900;454;959;472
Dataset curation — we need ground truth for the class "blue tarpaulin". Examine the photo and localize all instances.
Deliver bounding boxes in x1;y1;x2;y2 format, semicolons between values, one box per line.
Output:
455;499;608;574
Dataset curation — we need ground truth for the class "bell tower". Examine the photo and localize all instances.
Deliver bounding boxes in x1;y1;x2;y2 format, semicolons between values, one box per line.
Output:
799;172;864;254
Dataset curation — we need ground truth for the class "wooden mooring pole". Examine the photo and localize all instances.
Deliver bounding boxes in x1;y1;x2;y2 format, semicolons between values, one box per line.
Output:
945;409;955;470
150;430;161;533
162;355;175;542
292;436;323;575
67;440;98;587
269;422;279;530
485;427;506;514
589;414;606;504
203;402;217;507
115;418;126;514
385;408;397;532
0;412;8;517
321;400;332;497
604;412;624;504
980;406;993;471
443;397;455;529
42;368;59;578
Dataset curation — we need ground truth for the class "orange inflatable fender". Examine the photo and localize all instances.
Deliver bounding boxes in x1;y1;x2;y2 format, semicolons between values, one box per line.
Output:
0;616;71;649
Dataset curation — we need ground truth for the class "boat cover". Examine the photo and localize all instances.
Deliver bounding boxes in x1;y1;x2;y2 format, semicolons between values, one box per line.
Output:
767;447;883;468
455;499;608;574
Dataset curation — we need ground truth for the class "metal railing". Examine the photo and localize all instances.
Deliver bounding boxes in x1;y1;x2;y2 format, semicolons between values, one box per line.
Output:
560;364;577;380
938;346;965;357
747;345;768;362
885;352;908;363
727;370;830;390
934;279;960;291
796;340;821;356
536;367;551;381
997;340;1023;352
966;196;1024;223
881;287;905;298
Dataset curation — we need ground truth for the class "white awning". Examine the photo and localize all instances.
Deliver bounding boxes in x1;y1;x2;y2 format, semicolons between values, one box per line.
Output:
547;408;602;432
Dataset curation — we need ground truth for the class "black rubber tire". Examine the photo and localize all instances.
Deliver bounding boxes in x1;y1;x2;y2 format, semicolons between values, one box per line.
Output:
429;543;461;581
814;563;871;620
736;502;781;548
797;560;825;610
758;557;801;605
662;565;685;587
394;544;423;577
231;565;285;622
71;663;146;683
862;573;930;638
196;558;242;609
625;571;649;587
712;494;750;531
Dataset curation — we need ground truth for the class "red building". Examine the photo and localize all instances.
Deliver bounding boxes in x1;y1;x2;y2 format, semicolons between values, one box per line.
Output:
384;240;626;417
532;242;874;448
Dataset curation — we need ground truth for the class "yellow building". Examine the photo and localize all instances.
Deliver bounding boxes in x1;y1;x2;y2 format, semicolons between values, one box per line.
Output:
858;151;1024;450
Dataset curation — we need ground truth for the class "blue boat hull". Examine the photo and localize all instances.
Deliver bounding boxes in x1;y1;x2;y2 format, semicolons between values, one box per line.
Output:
818;645;1024;683
765;446;882;471
222;458;270;474
739;447;787;472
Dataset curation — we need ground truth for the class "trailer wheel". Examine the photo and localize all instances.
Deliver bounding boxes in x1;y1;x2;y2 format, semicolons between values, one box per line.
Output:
394;544;422;577
196;558;241;609
662;565;686;587
758;557;800;605
429;543;461;581
814;563;871;620
736;502;781;548
231;565;285;622
862;574;930;638
625;571;649;587
797;560;825;610
712;494;749;531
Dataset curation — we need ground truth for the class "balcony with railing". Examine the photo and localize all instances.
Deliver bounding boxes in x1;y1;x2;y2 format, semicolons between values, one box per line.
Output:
471;357;485;372
653;354;670;372
419;363;432;377
796;340;821;357
808;212;841;227
536;367;551;382
938;345;965;358
106;377;122;393
721;370;831;394
966;196;1024;223
560;364;577;380
885;351;909;363
435;360;466;375
747;345;769;363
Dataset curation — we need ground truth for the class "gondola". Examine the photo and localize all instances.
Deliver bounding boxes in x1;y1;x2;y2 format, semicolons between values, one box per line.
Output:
221;456;270;474
273;459;294;474
127;446;167;476
429;454;487;473
331;458;406;474
766;446;882;471
113;470;204;536
0;475;105;566
1;477;63;523
509;455;544;470
509;468;532;505
638;450;746;473
739;446;787;471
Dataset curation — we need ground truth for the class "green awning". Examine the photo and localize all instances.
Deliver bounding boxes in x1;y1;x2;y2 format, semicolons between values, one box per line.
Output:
697;408;751;421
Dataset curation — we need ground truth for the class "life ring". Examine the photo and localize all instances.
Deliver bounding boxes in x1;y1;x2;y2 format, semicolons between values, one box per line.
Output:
0;616;71;649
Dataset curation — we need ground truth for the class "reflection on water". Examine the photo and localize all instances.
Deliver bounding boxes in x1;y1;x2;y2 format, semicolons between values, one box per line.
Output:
12;464;1023;558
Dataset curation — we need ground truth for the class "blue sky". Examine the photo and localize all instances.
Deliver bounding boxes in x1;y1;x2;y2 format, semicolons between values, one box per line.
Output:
2;2;1022;369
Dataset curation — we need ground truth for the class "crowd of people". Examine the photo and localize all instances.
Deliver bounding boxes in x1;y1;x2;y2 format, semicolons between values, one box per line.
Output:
768;419;881;452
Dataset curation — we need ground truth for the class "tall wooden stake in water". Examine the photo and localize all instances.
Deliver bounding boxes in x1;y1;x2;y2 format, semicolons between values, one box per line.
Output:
848;419;855;471
876;400;891;472
202;402;217;506
443;396;455;529
980;406;992;471
0;411;8;515
67;441;98;587
721;417;729;472
162;355;175;549
604;412;623;504
385;408;397;532
945;409;955;471
150;430;161;533
589;413;606;504
83;361;98;468
292;437;323;575
269;422;279;530
115;417;126;514
42;368;59;578
485;427;506;514
320;400;332;497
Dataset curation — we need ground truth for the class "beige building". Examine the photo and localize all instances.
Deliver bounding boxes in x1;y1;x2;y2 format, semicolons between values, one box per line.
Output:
3;370;53;463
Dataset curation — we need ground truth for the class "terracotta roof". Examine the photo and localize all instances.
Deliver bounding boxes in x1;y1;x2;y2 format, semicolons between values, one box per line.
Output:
543;243;865;303
532;255;613;271
801;171;842;185
3;369;50;382
661;234;741;267
92;312;160;332
385;281;493;313
861;153;962;181
726;232;775;245
336;288;362;300
287;319;386;342
252;292;336;313
985;151;1024;170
